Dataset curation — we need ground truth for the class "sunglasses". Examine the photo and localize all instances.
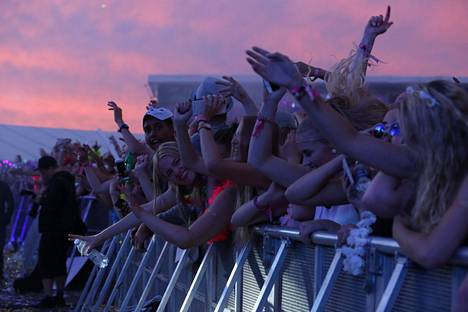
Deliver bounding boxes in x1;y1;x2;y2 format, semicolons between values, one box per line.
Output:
372;122;400;138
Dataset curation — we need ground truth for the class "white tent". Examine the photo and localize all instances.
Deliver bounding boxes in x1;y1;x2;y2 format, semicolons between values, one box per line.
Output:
0;123;142;161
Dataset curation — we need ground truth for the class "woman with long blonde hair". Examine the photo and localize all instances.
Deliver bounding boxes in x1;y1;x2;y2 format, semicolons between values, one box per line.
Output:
246;45;468;269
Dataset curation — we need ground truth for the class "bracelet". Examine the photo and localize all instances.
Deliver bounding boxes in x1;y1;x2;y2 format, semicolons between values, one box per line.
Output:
198;121;212;132
252;115;275;138
118;123;129;132
289;83;319;101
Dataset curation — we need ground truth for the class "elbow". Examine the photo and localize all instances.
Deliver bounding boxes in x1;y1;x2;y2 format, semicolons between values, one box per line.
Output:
402;244;451;269
175;235;196;249
204;159;220;174
285;186;305;205
361;191;400;218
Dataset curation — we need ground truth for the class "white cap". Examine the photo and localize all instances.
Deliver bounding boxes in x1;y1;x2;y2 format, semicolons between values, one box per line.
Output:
144;107;173;121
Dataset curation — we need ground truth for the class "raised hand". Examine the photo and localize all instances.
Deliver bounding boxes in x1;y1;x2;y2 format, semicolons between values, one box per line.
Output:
107;101;124;127
246;47;303;88
216;76;249;102
133;154;149;174
364;6;393;38
174;101;193;126
202;95;225;121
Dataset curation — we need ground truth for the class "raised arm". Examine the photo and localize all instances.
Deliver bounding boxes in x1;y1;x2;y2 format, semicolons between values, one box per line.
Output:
83;166;112;194
216;76;258;116
173;101;209;175
355;6;393;76
393;174;468;269
245;47;415;178
199;95;270;188
133;155;154;201
247;87;309;187
107;101;149;155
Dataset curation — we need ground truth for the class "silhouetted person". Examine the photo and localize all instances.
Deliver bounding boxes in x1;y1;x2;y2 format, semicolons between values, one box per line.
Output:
35;156;79;308
0;179;14;281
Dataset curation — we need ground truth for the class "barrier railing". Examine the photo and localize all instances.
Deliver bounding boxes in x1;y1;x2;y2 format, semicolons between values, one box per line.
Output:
74;225;468;311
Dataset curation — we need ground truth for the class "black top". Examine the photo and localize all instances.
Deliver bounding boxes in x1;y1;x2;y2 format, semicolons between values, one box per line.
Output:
39;171;79;234
0;181;14;226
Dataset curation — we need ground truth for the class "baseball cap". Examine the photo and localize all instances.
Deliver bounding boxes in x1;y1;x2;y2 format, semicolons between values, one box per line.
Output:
36;156;58;170
143;106;173;125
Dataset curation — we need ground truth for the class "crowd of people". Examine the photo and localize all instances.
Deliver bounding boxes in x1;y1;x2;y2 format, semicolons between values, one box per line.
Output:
1;5;467;310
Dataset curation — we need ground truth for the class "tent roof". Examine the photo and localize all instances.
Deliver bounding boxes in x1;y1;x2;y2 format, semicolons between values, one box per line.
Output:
0;123;142;161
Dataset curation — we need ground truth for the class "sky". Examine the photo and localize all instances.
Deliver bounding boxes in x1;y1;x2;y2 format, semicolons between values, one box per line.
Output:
0;0;467;131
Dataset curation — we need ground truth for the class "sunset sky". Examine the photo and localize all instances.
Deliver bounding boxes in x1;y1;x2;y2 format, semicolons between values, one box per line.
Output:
0;0;467;131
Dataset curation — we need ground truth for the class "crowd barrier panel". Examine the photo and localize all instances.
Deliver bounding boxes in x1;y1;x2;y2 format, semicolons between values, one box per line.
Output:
75;225;468;312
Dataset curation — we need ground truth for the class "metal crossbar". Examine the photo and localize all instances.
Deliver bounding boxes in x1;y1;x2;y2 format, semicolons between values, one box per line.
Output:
376;257;408;312
134;242;169;312
252;239;289;312
311;251;343;312
156;248;190;312
214;242;252;312
179;244;214;312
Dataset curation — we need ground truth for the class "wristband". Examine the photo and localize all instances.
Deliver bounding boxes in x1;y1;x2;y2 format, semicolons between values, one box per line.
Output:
289;83;319;101
252;115;276;138
118;123;129;133
198;121;212;132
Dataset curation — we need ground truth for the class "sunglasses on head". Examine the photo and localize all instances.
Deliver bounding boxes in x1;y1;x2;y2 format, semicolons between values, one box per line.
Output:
372;122;400;138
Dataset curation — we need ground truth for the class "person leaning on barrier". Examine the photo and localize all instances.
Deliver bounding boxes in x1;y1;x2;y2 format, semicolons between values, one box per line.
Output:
244;39;468;273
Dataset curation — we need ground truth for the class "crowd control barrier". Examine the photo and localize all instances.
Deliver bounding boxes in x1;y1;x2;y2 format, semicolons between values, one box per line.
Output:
74;225;468;312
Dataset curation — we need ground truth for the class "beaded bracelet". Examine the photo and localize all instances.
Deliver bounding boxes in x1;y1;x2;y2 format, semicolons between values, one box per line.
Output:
252;115;276;138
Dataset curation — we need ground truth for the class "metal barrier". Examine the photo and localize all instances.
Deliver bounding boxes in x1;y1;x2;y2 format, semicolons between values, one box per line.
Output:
75;225;468;311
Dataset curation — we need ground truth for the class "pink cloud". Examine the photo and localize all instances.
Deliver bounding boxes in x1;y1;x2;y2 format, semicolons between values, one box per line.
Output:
0;0;467;131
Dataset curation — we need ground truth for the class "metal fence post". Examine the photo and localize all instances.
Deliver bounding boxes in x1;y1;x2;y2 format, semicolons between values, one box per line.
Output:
119;236;157;312
134;242;169;312
79;235;120;311
375;257;408;312
311;251;343;312
252;239;289;312
91;231;132;310
73;239;110;312
214;242;252;312
102;241;138;312
180;244;214;312
156;249;190;312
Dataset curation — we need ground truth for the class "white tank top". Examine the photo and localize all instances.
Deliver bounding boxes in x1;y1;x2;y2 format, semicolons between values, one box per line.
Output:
314;204;359;225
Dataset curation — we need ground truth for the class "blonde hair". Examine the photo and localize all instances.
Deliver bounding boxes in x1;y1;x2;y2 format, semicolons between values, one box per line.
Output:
400;80;468;233
325;49;369;107
152;141;204;212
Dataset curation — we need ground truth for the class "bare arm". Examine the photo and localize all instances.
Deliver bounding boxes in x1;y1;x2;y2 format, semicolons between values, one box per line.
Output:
361;172;414;217
286;155;344;204
231;182;288;227
173;101;209;175
393;174;468;269
245;47;415;178
133;155;154;201
247;88;309;187
199;95;269;188
84;166;112;194
107;101;149;155
134;186;237;249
